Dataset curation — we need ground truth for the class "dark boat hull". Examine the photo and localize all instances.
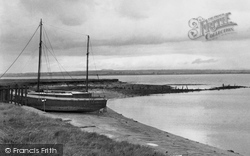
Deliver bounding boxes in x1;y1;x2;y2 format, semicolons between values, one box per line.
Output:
26;95;107;112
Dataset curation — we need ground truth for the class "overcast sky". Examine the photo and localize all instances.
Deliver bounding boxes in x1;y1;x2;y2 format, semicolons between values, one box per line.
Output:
1;0;250;74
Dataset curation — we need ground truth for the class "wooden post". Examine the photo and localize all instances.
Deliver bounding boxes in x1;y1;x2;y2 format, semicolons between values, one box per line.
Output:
25;85;28;105
3;88;7;102
3;88;5;102
0;89;2;102
21;86;24;106
18;87;21;105
1;89;4;102
10;87;13;104
6;88;9;102
2;88;4;102
7;86;11;103
15;85;18;105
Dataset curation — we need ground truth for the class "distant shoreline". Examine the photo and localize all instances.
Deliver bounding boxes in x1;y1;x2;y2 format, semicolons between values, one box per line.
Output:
2;69;250;77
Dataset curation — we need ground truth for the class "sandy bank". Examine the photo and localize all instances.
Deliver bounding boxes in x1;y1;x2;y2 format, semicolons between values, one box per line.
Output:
22;106;242;156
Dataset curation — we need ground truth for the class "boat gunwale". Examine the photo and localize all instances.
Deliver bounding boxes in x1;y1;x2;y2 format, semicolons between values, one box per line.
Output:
27;94;107;101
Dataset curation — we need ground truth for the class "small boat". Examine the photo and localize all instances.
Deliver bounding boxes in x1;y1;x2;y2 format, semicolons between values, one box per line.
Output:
26;19;107;112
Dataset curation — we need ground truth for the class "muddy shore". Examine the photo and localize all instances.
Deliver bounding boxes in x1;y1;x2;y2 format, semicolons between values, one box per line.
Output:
22;104;242;156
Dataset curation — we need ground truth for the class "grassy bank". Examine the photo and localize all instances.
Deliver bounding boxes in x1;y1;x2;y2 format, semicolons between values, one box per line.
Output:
0;103;164;156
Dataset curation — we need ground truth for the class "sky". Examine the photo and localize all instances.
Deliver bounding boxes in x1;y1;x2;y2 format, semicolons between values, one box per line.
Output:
0;0;250;74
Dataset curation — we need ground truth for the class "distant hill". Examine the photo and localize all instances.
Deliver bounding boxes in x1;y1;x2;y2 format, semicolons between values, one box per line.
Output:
2;69;250;77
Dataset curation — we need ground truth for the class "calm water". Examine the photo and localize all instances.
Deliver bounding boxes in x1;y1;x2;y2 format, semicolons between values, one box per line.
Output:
107;74;250;156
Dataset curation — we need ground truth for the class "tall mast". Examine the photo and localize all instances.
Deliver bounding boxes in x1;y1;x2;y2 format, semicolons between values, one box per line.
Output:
86;35;90;92
37;19;43;92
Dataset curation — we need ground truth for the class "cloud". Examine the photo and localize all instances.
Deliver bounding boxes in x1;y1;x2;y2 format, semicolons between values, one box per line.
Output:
59;16;84;26
117;0;149;19
19;0;90;26
192;58;218;64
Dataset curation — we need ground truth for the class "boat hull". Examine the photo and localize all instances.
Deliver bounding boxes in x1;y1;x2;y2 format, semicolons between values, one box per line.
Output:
26;95;107;112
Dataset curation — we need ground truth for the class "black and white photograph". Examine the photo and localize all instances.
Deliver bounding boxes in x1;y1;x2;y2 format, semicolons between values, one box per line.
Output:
0;0;250;156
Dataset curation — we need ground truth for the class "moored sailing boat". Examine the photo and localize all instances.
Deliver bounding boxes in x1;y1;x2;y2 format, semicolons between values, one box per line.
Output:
26;19;107;112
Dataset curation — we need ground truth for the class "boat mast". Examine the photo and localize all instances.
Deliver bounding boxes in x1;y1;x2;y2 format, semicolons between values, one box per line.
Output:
37;19;43;92
86;35;90;92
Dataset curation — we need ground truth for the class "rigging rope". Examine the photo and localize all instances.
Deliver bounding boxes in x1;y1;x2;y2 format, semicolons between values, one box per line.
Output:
0;25;40;79
43;42;73;80
89;39;99;80
43;26;73;79
43;44;52;78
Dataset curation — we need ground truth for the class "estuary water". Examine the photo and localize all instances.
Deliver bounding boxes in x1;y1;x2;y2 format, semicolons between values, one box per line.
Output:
107;74;250;156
